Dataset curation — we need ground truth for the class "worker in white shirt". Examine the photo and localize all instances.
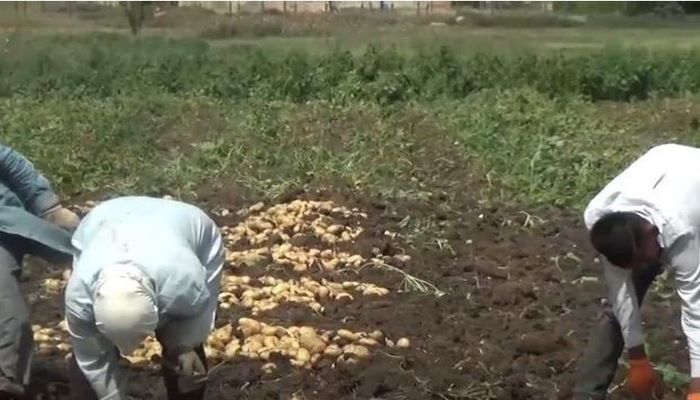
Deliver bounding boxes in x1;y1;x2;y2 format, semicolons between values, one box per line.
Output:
572;143;700;400
63;196;225;400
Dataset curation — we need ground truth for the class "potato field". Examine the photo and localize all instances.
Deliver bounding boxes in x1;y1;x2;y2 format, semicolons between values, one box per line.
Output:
4;4;700;400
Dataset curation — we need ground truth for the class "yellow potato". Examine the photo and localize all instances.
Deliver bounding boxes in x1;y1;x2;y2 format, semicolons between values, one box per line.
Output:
261;362;277;374
326;225;344;235
358;338;379;347
296;348;311;363
224;340;241;360
342;344;370;359
261;326;285;337
272;284;289;295
214;325;233;343
396;338;411;348
238;318;262;337
249;202;265;212
316;286;330;300
33;333;51;343
335;293;354;302
323;344;342;357
37;328;55;335
368;330;384;342
321;234;338;244
56;343;72;352
290;359;306;368
263;336;279;349
342;281;359;289
385;339;395;348
299;335;326;355
309;302;323;313
363;287;390;296
336;329;359;342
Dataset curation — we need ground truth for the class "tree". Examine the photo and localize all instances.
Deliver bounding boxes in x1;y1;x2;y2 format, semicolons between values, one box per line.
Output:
121;1;146;35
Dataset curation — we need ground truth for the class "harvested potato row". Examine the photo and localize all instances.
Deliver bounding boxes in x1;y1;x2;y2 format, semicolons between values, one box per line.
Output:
217;275;390;314
202;318;411;371
31;325;71;356
223;200;366;246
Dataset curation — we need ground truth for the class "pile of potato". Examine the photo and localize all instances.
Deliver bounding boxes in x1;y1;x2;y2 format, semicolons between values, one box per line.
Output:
38;198;414;375
204;318;410;370
218;275;390;315
32;323;71;356
227;245;370;272
223;200;366;247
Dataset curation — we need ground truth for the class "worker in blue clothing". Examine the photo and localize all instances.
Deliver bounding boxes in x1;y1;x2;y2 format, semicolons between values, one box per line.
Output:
0;145;80;399
64;196;225;400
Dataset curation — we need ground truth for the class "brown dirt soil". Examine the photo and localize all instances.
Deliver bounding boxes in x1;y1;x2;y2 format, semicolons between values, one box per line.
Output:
21;189;688;400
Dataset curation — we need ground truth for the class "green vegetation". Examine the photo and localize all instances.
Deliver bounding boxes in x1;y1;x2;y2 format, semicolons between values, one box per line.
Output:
3;34;700;210
5;36;700;102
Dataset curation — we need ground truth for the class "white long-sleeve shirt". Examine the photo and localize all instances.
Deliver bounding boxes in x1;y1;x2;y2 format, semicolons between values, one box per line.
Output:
64;196;225;400
584;143;700;376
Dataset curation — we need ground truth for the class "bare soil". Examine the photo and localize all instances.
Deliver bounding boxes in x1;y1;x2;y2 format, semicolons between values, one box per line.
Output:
22;189;687;400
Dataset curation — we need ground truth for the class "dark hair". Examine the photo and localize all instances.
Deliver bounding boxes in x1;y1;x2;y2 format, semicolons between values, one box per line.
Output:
590;212;648;267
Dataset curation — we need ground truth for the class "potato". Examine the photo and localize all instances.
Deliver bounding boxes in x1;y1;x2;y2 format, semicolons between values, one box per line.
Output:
37;343;56;356
346;255;364;265
323;344;342;357
335;293;354;303
299;334;326;355
213;325;233;343
326;225;344;235
321;234;338;244
396;338;411;348
385;339;395;348
317;286;330;300
272;284;289;295
363;287;390;296
358;338;379;347
263;336;279;349
342;344;370;359
309;302;323;313
56;343;72;352
296;348;311;363
261;362;277;374
261;326;285;337
34;333;51;343
207;336;225;351
223;339;241;359
293;263;307;272
342;281;359;289
239;253;268;268
290;359;306;368
336;329;359;342
238;318;262;337
38;328;55;335
368;330;384;341
249;202;265;212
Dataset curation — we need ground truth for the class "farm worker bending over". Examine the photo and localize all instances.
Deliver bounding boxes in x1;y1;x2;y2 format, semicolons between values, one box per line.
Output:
64;196;225;400
573;143;700;400
0;144;79;398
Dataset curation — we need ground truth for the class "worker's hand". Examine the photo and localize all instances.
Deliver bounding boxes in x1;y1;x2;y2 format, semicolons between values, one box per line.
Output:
628;358;663;400
174;348;207;393
43;205;80;231
688;392;700;400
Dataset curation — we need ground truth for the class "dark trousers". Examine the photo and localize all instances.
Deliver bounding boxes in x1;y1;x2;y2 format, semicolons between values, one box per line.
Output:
0;233;71;399
572;262;663;400
67;340;208;400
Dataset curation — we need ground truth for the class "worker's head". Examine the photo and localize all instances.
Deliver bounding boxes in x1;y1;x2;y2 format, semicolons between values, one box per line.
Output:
590;212;661;269
93;265;158;356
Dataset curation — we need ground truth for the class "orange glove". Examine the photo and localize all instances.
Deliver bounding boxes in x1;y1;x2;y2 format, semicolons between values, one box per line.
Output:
688;392;700;400
628;358;661;399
